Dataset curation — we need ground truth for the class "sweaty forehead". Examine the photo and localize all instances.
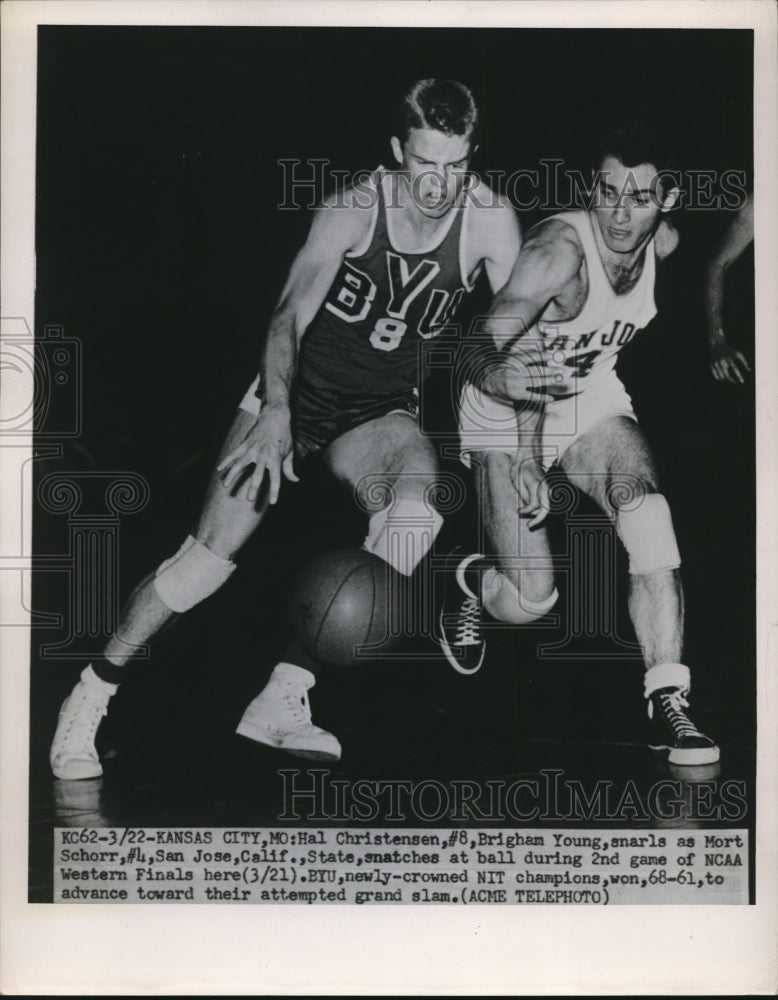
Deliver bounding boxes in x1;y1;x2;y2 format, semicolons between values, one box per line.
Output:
404;127;471;163
598;155;659;190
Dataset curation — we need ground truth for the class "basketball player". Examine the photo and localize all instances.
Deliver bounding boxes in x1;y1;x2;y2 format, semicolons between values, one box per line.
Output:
50;79;549;777
704;190;753;383
443;125;720;765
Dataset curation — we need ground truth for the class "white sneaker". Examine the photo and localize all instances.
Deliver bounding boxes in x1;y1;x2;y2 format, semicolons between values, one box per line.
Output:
236;663;341;761
49;667;117;780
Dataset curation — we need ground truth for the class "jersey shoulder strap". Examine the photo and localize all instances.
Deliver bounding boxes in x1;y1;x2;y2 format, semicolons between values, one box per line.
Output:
344;168;384;260
543;210;611;302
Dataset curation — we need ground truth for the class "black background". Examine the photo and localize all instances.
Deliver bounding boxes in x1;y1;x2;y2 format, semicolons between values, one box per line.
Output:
31;27;755;826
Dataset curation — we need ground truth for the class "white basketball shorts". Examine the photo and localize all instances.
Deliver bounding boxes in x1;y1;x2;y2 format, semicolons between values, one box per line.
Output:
458;373;636;469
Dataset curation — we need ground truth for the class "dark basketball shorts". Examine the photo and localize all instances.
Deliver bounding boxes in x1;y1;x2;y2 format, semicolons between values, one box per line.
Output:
239;375;419;464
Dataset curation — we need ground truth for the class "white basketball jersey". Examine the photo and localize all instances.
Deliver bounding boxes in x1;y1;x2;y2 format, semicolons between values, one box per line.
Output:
537;211;657;393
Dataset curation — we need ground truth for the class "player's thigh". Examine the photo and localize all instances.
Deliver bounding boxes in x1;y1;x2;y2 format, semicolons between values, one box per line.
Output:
195;408;269;559
324;412;438;493
472;450;553;587
558;415;659;513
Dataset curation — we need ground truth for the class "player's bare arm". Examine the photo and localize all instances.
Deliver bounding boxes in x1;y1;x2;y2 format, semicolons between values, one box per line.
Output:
704;193;753;383
218;194;372;503
479;219;584;404
466;183;522;293
655;217;679;260
471;219;581;524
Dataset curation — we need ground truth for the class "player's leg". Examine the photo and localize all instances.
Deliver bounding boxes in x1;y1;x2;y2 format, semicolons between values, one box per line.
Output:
328;410;443;576
105;408;267;664
51;406;270;779
438;449;558;674
237;411;439;759
440;382;558;673
558;415;719;765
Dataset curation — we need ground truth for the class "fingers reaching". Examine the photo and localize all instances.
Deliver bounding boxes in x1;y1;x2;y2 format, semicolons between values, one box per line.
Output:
282;453;300;483
711;348;751;385
218;442;251;491
217;441;246;474
528;478;550;529
246;462;265;504
264;458;282;506
515;469;549;529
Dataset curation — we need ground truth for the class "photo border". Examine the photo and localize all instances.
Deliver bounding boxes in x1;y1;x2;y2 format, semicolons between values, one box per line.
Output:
2;1;776;994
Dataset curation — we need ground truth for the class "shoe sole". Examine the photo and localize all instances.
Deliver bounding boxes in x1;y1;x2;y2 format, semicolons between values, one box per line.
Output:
50;761;103;781
281;747;342;761
236;719;341;761
435;609;485;676
650;743;721;765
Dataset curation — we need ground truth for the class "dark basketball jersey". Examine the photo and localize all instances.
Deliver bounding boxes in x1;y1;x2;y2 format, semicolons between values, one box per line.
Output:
296;170;472;394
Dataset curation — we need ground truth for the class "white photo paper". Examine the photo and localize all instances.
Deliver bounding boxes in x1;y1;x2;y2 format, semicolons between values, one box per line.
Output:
1;1;776;994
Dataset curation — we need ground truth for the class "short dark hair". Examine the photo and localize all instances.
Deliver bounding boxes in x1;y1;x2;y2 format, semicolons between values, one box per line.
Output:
592;123;680;177
397;79;479;145
591;123;681;201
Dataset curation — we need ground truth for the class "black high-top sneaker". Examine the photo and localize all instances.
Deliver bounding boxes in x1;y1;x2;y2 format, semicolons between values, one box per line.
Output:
644;663;720;766
437;552;486;675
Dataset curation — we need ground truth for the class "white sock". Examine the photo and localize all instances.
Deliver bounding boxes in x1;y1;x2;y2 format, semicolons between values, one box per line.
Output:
272;662;316;689
482;569;558;624
644;662;690;699
362;499;443;576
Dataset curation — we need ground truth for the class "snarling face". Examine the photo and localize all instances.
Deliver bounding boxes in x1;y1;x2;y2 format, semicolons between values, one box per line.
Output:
392;127;473;218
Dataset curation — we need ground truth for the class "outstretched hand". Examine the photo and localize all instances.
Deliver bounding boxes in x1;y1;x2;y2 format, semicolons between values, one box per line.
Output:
498;342;574;403
511;453;549;529
217;406;299;504
710;340;751;384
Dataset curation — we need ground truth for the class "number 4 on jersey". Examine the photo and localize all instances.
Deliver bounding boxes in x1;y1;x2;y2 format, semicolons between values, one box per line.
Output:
565;350;600;378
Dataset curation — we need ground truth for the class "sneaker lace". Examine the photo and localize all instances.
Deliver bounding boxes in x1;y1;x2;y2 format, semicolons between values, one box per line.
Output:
456;597;482;646
655;689;703;739
62;688;106;750
285;685;313;726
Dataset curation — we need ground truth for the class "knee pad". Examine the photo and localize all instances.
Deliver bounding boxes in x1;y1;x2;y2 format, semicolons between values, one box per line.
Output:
154;535;237;613
362;498;443;576
482;569;559;624
616;494;681;575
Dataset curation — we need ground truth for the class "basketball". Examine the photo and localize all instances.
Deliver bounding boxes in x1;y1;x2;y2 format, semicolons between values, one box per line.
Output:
288;548;397;667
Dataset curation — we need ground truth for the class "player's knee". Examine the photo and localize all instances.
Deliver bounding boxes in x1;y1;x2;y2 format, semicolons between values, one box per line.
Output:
153;535;237;613
375;412;427;455
395;429;438;484
616;493;681;574
585;473;655;519
482;568;558;624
